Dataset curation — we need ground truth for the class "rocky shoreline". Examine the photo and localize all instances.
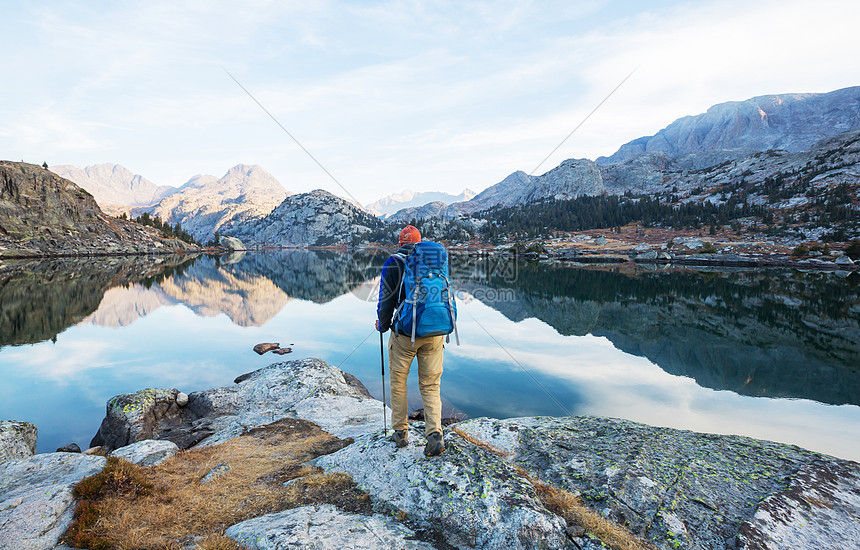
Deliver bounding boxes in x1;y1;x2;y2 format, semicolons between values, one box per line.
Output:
0;161;205;260
218;233;860;272
4;245;857;273
473;248;859;271
2;358;859;549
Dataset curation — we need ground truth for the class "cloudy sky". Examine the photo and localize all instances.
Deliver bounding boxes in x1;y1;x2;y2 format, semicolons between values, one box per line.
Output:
2;0;858;203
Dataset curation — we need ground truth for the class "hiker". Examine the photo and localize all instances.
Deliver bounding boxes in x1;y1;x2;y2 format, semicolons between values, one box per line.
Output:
375;225;457;456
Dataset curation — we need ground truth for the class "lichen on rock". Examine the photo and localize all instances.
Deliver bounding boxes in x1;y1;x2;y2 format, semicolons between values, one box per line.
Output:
456;416;860;550
0;420;38;464
0;453;106;550
226;504;436;550
92;388;183;452
314;427;575;549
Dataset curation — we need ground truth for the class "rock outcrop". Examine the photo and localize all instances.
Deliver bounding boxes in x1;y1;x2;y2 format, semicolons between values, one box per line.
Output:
89;359;383;453
88;358;859;549
218;234;245;250
737;460;860;549
0;421;37;464
234;189;383;246
90;388;187;452
314;426;575;549
0;161;197;258
226;504;436;550
7;358;837;549
109;439;179;467
456;416;860;550
0;453;106;550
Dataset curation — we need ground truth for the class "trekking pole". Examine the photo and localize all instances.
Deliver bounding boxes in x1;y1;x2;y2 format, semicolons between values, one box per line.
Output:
379;330;387;436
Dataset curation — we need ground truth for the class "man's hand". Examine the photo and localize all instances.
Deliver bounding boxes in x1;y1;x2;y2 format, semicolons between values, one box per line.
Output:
375;319;381;331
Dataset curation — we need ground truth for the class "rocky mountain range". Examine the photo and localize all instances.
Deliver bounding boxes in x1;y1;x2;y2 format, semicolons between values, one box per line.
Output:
49;164;176;216
365;188;475;217
27;86;860;249
438;86;860;220
231;189;383;246
0;162;197;258
139;164;289;243
456;158;607;215
597;86;860;165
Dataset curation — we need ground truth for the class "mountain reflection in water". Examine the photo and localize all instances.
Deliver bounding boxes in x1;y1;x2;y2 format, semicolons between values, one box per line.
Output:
451;258;860;407
0;250;858;458
0;255;199;345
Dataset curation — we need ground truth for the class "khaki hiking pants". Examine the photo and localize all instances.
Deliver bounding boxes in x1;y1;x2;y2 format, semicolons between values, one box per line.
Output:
389;332;445;435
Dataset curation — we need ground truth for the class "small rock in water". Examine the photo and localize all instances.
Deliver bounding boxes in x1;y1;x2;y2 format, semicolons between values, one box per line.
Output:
272;347;292;355
253;342;280;355
56;443;81;453
176;392;189;407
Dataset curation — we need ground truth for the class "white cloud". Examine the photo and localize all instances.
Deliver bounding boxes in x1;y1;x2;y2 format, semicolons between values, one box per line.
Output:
0;108;111;153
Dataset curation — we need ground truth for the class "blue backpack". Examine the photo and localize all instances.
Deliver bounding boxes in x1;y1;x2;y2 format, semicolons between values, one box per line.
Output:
393;241;459;345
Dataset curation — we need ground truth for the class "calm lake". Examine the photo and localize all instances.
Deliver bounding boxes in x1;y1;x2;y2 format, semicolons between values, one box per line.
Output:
1;251;859;461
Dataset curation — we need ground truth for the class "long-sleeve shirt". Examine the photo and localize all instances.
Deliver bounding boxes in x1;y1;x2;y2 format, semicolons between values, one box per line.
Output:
376;243;415;332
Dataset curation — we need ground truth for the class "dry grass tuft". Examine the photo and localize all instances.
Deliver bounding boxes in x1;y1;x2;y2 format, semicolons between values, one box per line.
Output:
195;533;248;550
450;426;512;458
72;456;152;501
63;418;361;550
533;481;656;550
451;426;655;550
282;471;372;514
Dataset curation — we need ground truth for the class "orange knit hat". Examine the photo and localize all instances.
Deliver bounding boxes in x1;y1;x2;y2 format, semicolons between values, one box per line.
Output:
398;225;421;244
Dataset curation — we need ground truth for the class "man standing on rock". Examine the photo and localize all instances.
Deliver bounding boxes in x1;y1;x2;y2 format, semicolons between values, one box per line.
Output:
375;225;453;457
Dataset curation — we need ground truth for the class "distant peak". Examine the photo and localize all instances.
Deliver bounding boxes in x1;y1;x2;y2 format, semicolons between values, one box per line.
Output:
225;163;263;175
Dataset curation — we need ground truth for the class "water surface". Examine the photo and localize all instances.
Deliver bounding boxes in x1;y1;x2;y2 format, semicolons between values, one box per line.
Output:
1;251;858;460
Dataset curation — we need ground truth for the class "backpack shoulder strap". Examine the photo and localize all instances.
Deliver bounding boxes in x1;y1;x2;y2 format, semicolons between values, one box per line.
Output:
390;252;409;334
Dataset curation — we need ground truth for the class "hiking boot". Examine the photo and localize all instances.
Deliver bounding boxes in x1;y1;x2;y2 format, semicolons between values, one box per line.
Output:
424;432;445;456
389;429;408;448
